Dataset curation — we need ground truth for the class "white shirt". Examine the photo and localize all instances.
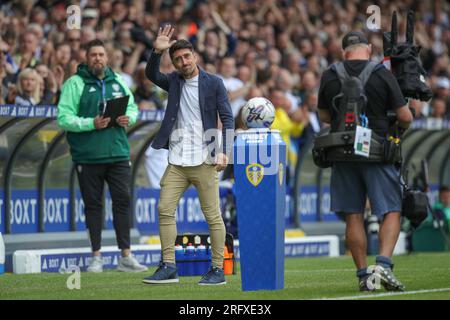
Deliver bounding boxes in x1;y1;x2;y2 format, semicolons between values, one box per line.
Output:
308;111;321;133
220;76;246;118
286;91;301;113
145;147;169;189
119;72;134;89
168;75;210;166
15;95;37;106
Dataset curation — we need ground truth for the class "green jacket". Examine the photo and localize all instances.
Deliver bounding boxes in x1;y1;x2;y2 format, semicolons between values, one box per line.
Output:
432;202;450;232
57;64;138;164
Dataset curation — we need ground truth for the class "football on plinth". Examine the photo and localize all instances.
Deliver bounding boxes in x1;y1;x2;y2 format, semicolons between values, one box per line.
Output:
241;97;276;128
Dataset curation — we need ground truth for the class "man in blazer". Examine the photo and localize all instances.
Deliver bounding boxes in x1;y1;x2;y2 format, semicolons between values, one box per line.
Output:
142;25;234;285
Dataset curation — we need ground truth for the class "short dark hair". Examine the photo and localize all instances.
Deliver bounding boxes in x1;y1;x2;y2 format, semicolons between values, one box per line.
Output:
85;39;105;54
169;39;194;60
55;42;70;50
439;185;450;193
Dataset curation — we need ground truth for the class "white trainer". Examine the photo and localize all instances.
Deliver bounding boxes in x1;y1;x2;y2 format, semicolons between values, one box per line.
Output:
117;255;148;273
87;256;103;273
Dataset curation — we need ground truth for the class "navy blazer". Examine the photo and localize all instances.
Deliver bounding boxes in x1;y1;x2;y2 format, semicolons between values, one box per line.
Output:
145;52;234;156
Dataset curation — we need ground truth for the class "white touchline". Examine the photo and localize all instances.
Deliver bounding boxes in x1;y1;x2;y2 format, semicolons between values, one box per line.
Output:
286;269;355;273
317;287;450;300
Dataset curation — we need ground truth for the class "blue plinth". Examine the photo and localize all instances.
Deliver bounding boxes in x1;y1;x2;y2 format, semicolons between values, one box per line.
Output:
233;129;286;291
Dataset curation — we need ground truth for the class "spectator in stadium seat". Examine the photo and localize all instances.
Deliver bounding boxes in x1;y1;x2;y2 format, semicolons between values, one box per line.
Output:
5;83;17;104
39;39;54;68
26;23;45;57
197;28;227;64
269;88;305;173
236;64;251;84
66;29;82;55
52;42;71;79
133;63;164;110
98;0;113;20
82;7;100;29
143;25;233;286
318;31;413;292
285;51;302;81
14;32;40;71
434;77;450;117
81;27;97;48
276;69;302;113
430;98;449;119
111;1;129;27
301;90;320;134
218;56;249;118
35;63;58;105
1;27;19;76
0;38;15;89
432;186;450;233
298;70;318;101
109;46;134;89
15;68;41;106
246;86;265;100
57;39;147;274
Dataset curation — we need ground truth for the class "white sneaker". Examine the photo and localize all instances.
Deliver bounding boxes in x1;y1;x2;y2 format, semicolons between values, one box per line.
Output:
87;256;103;273
117;255;148;273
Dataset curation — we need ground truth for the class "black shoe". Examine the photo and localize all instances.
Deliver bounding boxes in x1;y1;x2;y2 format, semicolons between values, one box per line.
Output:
198;267;226;285
142;262;179;284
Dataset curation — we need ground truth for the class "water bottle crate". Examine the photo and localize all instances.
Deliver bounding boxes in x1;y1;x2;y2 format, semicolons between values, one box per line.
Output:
175;233;235;276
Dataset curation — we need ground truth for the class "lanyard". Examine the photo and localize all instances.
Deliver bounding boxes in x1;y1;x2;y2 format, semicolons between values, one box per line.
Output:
360;113;369;128
97;80;106;114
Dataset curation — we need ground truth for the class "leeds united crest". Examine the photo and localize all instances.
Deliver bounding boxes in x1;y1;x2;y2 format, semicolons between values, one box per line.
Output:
246;163;264;187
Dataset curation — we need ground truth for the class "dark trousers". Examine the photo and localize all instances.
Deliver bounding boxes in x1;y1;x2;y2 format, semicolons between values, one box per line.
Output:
76;160;131;252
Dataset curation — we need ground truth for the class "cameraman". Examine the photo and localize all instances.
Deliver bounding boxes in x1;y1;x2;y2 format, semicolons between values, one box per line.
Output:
317;32;413;292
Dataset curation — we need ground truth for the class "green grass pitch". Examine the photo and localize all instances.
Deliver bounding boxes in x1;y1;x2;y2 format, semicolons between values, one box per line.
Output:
1;252;449;300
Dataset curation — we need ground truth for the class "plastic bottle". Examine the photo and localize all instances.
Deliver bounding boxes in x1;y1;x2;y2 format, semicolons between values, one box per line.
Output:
196;244;209;275
175;244;185;276
223;245;233;275
0;232;4;275
185;243;195;276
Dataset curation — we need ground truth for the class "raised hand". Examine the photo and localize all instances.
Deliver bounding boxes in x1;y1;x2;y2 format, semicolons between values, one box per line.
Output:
153;24;176;54
42;68;57;93
53;65;65;89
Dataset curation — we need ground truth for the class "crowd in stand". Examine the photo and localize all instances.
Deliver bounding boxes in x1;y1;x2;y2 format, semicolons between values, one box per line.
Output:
1;0;449;133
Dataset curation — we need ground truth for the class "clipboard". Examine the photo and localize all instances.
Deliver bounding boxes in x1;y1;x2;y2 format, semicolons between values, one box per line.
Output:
100;95;129;128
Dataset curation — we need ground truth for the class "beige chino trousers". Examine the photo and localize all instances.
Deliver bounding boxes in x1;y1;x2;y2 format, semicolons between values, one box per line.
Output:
158;163;226;268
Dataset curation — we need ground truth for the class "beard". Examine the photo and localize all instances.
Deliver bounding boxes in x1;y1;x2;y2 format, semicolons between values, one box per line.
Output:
90;64;106;77
181;65;196;79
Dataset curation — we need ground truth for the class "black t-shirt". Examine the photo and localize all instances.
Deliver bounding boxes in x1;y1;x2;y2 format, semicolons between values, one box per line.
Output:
318;60;406;137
